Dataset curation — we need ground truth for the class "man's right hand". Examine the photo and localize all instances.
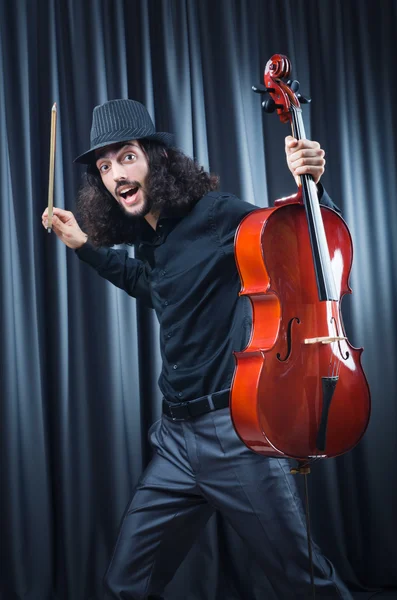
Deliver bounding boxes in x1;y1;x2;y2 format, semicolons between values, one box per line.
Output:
42;207;88;249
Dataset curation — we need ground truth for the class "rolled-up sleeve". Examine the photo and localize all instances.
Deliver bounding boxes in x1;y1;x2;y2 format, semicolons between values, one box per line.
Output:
75;243;153;307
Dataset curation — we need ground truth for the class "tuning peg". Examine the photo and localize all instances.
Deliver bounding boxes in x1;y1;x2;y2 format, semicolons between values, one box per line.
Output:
287;79;300;93
252;84;267;94
287;80;311;103
252;84;275;95
297;94;311;104
262;98;279;113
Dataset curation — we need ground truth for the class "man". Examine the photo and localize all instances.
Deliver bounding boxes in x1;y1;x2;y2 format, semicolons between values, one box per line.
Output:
42;99;351;600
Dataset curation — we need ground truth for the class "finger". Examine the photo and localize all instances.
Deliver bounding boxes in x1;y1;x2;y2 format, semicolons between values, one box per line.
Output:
51;214;62;225
285;136;298;153
290;148;325;158
51;207;73;219
50;214;66;233
289;155;326;169
43;217;60;235
294;164;325;173
288;150;325;166
293;139;321;151
294;165;325;183
43;206;65;217
54;210;76;225
42;214;54;228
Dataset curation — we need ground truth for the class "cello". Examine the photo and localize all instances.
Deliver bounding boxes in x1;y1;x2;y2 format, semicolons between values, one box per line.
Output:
230;54;371;462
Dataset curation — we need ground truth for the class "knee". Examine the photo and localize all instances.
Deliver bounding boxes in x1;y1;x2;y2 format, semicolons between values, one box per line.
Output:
103;569;146;600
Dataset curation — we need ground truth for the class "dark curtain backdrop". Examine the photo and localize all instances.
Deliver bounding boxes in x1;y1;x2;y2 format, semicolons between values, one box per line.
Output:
0;1;396;599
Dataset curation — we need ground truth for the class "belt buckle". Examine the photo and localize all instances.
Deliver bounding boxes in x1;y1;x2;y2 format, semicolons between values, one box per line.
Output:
169;401;187;421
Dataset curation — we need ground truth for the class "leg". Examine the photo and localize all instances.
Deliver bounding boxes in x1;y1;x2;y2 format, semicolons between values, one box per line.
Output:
197;409;352;599
104;419;213;600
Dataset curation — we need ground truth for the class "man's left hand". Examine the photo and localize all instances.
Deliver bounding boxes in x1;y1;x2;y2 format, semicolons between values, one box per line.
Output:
285;136;326;186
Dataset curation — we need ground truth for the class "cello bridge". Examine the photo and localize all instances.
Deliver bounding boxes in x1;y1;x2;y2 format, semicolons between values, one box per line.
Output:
304;336;346;345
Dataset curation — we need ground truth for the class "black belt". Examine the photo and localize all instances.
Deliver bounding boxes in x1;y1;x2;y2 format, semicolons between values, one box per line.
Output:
162;389;230;421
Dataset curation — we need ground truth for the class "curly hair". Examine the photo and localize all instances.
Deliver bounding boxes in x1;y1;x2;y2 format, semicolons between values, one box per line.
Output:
76;140;219;246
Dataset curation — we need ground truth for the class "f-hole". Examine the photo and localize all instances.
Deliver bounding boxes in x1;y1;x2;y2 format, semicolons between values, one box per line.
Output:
277;317;300;362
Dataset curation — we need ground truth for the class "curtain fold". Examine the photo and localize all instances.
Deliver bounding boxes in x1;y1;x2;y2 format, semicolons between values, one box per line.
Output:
1;1;396;598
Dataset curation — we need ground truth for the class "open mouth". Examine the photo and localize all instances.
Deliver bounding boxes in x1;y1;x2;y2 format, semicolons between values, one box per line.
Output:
118;185;140;204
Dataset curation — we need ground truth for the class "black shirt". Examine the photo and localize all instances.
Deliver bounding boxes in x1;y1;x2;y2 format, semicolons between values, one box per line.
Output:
76;189;338;403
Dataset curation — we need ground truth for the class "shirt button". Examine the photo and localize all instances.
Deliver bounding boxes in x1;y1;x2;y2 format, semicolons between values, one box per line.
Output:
173;364;178;370
166;333;172;339
178;392;183;398
164;300;169;306
161;270;166;276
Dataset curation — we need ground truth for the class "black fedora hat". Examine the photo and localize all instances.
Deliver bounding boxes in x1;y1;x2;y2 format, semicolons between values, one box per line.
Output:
74;99;174;164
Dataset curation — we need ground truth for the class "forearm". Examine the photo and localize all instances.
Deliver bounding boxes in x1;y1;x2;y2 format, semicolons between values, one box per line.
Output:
75;242;153;307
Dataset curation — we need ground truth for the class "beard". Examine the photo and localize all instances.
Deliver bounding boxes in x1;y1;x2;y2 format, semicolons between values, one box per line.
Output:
114;180;154;219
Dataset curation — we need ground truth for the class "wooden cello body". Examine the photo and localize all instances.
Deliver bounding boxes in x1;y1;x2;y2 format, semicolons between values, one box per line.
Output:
230;56;371;460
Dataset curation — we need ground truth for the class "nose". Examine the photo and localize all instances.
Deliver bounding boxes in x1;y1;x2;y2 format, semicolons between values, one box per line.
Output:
112;161;127;181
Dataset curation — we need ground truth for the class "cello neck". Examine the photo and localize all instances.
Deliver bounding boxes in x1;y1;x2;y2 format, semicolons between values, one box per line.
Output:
290;105;338;301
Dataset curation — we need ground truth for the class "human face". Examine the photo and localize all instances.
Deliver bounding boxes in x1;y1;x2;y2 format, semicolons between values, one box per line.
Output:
95;141;150;218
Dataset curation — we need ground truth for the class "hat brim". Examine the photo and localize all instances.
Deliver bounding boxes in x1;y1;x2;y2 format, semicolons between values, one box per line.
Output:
74;131;175;164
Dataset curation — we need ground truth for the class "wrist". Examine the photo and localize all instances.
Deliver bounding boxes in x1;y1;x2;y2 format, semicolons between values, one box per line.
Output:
75;233;88;249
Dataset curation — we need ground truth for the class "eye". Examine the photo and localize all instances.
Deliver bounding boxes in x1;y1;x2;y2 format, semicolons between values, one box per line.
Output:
98;163;109;173
123;152;136;162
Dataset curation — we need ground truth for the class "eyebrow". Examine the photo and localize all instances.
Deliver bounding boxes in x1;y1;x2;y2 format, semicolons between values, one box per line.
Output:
96;142;139;162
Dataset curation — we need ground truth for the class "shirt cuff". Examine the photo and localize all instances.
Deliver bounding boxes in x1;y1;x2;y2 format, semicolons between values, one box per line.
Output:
318;183;341;213
75;242;109;268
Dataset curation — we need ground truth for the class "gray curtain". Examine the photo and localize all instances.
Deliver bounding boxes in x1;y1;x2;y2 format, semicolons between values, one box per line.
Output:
0;1;396;599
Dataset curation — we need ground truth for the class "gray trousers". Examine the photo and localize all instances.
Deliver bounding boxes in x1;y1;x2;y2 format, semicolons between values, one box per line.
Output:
104;407;352;600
